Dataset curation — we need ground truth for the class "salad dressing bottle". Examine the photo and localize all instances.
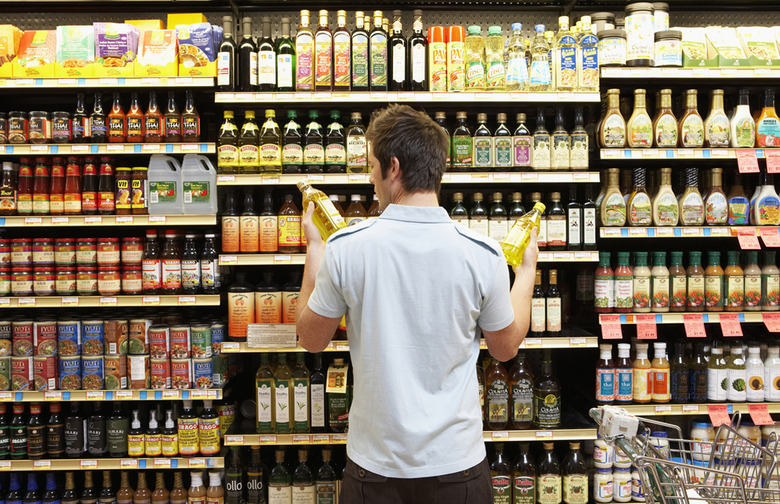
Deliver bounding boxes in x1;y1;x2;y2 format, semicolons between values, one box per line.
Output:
679;89;704;148
756;88;780;147
686;251;705;312
754;170;780;225
633;252;651;313
599;89;626;148
615;343;633;404
669;251;687;312
704;89;730;147
725;251;745;312
707;347;728;402
705;251;724;312
654;89;678;148
651;251;670;313
726;346;747;403
727;173;750;225
651;342;670;403
633;343;652;404
704;168;728;225
731;89;756;148
600;168;626;226
652;167;678;226
627;89;653;148
763;251;780;311
679;167;704;226
744;251;763;311
627;167;652;226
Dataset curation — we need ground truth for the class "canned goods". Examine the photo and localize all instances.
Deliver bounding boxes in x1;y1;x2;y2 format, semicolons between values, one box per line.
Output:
170;358;191;389
11;268;33;297
33;268;55;296
81;356;103;390
169;325;191;359
33;356;56;391
148;325;170;359
11;356;32;390
0;321;10;356
190;324;212;359
76;238;97;265
103;354;127;389
193;358;213;389
122;267;142;295
128;319;150;355
105;319;128;355
81;320;104;355
12;321;33;356
128;354;150;389
150;358;171;389
121;237;143;265
55;268;76;295
32;239;54;266
97;267;121;296
58;355;81;390
57;320;81;356
54;238;76;266
210;322;224;355
97;238;120;266
0;357;10;390
33;321;57;356
76;267;97;295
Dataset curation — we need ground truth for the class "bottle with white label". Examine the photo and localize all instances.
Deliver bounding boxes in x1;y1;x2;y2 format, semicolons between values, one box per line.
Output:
530;270;546;338
765;346;780;402
531;192;548;249
409;10;428;91
389;10;407;91
488;192;509;243
276;18;295;92
547;192;567;250
746;346;765;402
217;16;237;92
566;186;582;250
309;354;326;433
291;354;310;433
292;448;315;503
615;343;633;403
268;448;292;504
726;346;747;402
596;344;615;404
633;343;652;403
546;270;562;337
450;192;469;228
257;16;276;91
255;353;274;433
274;353;293;433
707;347;728;402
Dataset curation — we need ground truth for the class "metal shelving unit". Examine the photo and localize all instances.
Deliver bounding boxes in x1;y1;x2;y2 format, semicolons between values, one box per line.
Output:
0;214;216;227
0;389;222;402
216;91;601;104
0;457;224;471
0;143;215;155
0;295;221;308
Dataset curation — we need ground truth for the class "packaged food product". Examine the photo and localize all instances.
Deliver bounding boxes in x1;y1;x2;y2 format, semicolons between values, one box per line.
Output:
136;29;178;75
0;25;22;77
14;31;57;77
705;27;747;60
128;354;150;389
55;25;95;76
11;356;32;391
81;356;104;389
33;355;56;391
176;23;215;67
104;354;127;389
737;27;780;61
0;357;10;390
58;355;81;389
93;23;138;73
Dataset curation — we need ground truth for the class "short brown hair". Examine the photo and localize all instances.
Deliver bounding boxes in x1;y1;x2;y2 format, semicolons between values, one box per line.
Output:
366;104;448;193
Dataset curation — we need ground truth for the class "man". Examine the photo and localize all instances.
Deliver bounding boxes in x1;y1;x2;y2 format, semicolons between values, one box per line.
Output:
296;104;537;503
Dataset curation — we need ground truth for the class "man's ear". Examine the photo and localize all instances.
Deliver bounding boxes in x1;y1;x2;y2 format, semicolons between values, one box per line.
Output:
388;156;402;181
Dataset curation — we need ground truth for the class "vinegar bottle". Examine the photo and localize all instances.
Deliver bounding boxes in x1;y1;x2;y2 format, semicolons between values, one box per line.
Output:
277;194;301;253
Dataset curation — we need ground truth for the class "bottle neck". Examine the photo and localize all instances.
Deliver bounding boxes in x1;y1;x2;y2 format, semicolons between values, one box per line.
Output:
634;92;646;109
686;92;698;111
711;93;724;111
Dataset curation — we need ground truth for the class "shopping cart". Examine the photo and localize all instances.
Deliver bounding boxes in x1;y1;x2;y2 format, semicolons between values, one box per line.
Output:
589;406;780;504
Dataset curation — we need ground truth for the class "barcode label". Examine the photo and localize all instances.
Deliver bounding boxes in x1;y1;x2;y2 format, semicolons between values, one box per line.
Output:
184;192;192;203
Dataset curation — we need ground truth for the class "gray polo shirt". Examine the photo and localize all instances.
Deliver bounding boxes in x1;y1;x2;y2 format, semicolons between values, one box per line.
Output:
307;204;514;478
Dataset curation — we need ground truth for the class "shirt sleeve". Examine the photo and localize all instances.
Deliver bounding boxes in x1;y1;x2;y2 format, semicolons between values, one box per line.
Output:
477;255;515;332
307;243;348;319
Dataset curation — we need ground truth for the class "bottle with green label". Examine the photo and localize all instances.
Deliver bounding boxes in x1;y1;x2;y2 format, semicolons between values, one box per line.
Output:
292;353;310;433
369;11;388;91
255;353;274;433
452;111;473;171
274;353;293;433
473;113;493;170
303;110;324;174
315;447;338;503
513;443;536;504
324;111;346;173
282;110;303;174
434;111;452;170
351;12;370;91
532;109;551;170
494;113;513;169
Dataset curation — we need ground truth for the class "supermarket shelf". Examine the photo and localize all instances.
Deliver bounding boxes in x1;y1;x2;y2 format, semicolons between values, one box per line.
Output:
221;336;598;353
0;389;221;402
220;251;599;267
0;457;223;471
601;67;780;80
619;403;780;417
224;429;597;446
0;214;216;227
601;148;775;160
0;143;215;155
599;226;779;238
215;91;601;104
0;77;215;89
599;312;778;324
217;171;599;186
0;295;221;308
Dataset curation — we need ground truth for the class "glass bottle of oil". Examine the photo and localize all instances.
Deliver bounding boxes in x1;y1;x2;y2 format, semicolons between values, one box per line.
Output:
707;347;728;402
488;192;509;243
533;350;561;429
452;111;473;171
217;110;239;173
599;89;626;148
450;192;469;227
509;352;534;430
238;110;260;174
259;109;281;173
550;107;570;170
532;110;551;170
537;442;561;504
346;112;368;174
469;193;489;237
297;181;347;240
562;442;588;504
502;202;545;267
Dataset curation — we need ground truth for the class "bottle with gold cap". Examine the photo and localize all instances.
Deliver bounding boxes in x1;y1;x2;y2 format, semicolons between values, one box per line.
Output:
346;112;367;173
297;181;347;240
296;10;315;91
450;192;469;227
351;12;369;91
369;10;388;91
259;109;281;173
314;9;333;91
217;110;239;173
333;10;351;91
502;202;545;267
238;110;259;174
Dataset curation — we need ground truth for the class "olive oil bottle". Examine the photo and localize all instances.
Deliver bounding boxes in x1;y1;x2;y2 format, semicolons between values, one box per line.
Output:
502;202;545;267
297;181;347;240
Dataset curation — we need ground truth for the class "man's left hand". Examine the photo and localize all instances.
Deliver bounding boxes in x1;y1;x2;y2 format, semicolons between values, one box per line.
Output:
302;201;325;251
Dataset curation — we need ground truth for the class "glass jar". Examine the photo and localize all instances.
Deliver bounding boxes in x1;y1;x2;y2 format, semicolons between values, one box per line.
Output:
594;468;614;503
599;30;627;67
0;269;10;296
653;2;669;32
0;112;7;144
762;422;780;451
650;431;670;458
10;239;32;267
51;112;72;144
122;266;143;295
613;467;632;503
594;437;614;468
76;238;97;266
98;267;121;296
32;239;54;267
76;266;98;295
11;268;33;297
121;237;143;266
33;268;55;296
591;12;616;33
28;111;51;144
55;268;76;296
115;167;132;215
97;238;120;267
0;239;11;266
625;2;655;66
8;111;27;144
655;30;682;67
737;422;761;446
54;238;76;267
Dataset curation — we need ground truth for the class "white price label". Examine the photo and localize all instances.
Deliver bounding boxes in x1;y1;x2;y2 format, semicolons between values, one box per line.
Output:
142;144;161;152
178;296;196;305
491;431;509;439
24;217;42;225
142;296;161;305
121;459;139;468
60;297;79;306
86;391;104;400
99;297;117;306
84;216;102;224
51;217;69;225
149;216;166;223
71;145;89;153
217;175;236;183
18;298;35;306
107;144;125;152
115;216;133;224
30;145;48;153
180;143;198;151
655;405;673;413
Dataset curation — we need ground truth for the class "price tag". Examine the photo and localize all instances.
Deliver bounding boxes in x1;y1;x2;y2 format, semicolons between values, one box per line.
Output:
307;174;325;182
677;149;694;157
115;216;133;224
764;313;780;332
80;460;98;469
312;434;330;444
71;145;89;153
24;217;42;225
220;255;238;265
273;255;292;264
142;296;160;306
682;227;702;237
755;68;772;75
737;149;760;173
600;314;623;340
767;149;780;174
149;216;166;223
491;431;509;439
190;390;208;399
107;144;125;152
0;393;12;401
684;314;707;338
682;405;700;413
259;435;277;445
30;145;48;153
0;461;11;470
217;175;236;184
261;174;280;184
601;228;622;237
535;431;554;439
711;149;729;157
121;459;139;468
154;458;172;467
643;149;660;158
710;227;730;237
189;458;206;468
748;404;775;425
335;341;350;351
708;404;731;427
569;337;587;347
520;172;538;182
293;435;311;444
655;405;672;413
225;435;244;445
33;461;51;470
141;77;160;85
760;227;780;247
162;390;181;399
84;216;103;224
178;296;196;305
719;313;743;337
628;227;647;237
636;314;657;340
60;297;79;306
737;228;761;250
348;174;367;183
221;342;240;352
58;78;77;85
86;391;104;400
656;227;675;237
0;299;10;306
99;297;117;306
180;143;198;152
51;217;69;225
17;298;35;306
332;434;348;443
116;391;133;399
523;338;542;348
17;79;34;86
44;391;62;401
142;144;161;152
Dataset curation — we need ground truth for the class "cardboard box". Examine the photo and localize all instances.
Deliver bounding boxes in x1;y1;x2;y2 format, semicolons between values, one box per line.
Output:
166;14;207;30
55;25;94;77
135;29;178;76
125;19;164;31
13;30;56;78
135;59;178;77
178;59;215;77
0;25;22;78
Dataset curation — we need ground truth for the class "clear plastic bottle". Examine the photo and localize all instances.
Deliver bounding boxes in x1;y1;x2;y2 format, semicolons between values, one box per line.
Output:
764;346;780;402
651;342;670;403
464;25;486;91
554;16;577;91
505;23;529;92
484;25;505;91
529;25;552;92
727;346;747;403
746;346;765;402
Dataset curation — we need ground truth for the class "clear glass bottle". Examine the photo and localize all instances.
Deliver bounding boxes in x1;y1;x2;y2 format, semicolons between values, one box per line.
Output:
551;108;570;170
532;110;551;170
704;89;730;147
600;168;626;226
679;89;704;148
627;167;652;226
679;167;704;226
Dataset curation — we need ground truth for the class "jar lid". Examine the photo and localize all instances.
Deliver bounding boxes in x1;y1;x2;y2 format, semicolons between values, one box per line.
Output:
76;266;97;272
55;238;75;243
598;29;627;40
655;29;682;41
132;166;148;172
77;238;97;243
52;111;70;116
116;167;132;172
651;431;668;438
590;12;616;22
123;265;142;271
614;467;630;472
97;237;119;243
11;238;31;243
652;2;669;9
11;267;31;272
625;2;655;13
122;237;142;242
691;421;712;429
29;111;49;116
596;468;612;473
98;266;120;272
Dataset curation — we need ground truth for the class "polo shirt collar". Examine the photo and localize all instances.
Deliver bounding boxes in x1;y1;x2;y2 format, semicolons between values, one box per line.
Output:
379;204;452;223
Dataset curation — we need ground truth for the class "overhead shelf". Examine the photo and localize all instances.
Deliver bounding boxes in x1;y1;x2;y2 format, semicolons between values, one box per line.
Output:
601;67;780;80
0;77;214;89
599;312;777;325
215;91;601;104
224;428;597;446
0;143;215;155
599;226;778;239
0;389;222;402
619;402;780;417
601;148;775;160
0;295;221;308
0;214;216;227
0;457;224;471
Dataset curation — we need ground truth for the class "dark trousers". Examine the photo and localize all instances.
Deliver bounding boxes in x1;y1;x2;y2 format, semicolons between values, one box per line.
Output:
340;457;493;504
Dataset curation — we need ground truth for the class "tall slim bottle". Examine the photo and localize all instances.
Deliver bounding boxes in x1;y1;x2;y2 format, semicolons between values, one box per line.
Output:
276;18;296;92
409;10;428;91
389;10;407;91
351;12;370;91
369;11;388;91
491;443;512;504
258;110;281;173
333;10;351;91
314;10;333;91
296;10;315;91
257;16;276;92
238;17;258;91
217;16;237;92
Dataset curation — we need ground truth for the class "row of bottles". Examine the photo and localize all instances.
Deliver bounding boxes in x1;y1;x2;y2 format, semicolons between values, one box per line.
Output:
598;167;780;227
593;250;780;313
530;269;563;338
596;341;780;404
142;230;221;295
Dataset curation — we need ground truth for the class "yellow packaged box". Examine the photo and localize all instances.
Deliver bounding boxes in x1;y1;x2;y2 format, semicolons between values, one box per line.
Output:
176;23;216;77
125;19;165;32
135;29;178;76
93;23;139;77
166;13;207;29
0;25;22;78
12;30;56;78
54;25;95;77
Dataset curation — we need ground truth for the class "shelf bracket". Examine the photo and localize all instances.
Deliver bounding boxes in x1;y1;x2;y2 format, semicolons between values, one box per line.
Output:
562;0;579;17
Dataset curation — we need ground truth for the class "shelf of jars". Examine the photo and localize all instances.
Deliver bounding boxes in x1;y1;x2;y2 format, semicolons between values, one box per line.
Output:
0;77;215;89
600;148;778;160
216;171;600;186
218;251;599;267
214;91;601;104
0;389;222;402
600;67;780;80
599;312;780;325
0;457;224;471
618;402;780;417
0;143;215;155
599;226;780;239
0;214;217;227
0;295;221;308
223;428;598;447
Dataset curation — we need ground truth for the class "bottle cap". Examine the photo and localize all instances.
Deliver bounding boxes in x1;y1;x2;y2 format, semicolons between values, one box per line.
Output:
488;25;501;36
535;24;545;32
512;23;522;31
467;25;481;35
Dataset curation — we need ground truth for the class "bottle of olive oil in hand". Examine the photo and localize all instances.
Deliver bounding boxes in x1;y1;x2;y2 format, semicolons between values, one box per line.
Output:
502;202;545;267
297;181;347;240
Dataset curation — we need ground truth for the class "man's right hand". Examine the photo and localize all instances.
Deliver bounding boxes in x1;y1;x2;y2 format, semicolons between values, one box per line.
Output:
302;201;325;252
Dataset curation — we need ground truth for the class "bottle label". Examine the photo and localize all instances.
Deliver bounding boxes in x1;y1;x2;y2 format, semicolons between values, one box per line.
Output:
687;274;704;307
218;144;239;167
652;276;670;308
579;37;599;88
567;209;581;247
764;273;780;308
546;296;561;332
492;473;511;504
311;383;326;428
628;193;652;226
241;217;259;252
533;392;561;428
511;379;533;423
615;277;633;310
727;275;745;308
513;135;531;166
570;133;588;169
487;60;505;89
486;379;509;423
531;298;546;332
653;369;670;401
594;277;614;309
681;116;704;148
562;474;588;504
466;61;485;89
583;208;596;246
603;193;626;226
707;115;730;146
634;368;653;402
325;143;346;165
707;367;728;401
447;41;465;92
295;34;314;90
149;181;176;204
452;136;473;167
557;44;577;89
347;135;367;168
164;117;182;137
537;219;547;247
315;481;336;504
412;43;426;83
315;34;333;87
198;416;220;455
734;117;756;147
278;215;301;248
537;475;561;504
370;35;388;86
551;134;569;169
256;378;273;431
181;260;201;290
260;143;282;166
705;275;723;307
654;192;678;225
596;368;615;401
393;43;406;83
304;143;325;165
671;274;687;308
757;196;780;224
333;35;350;88
277;54;294;89
239;144;260;167
473;136;492;167
513;475;535;504
275;381;291;426
602;115;626;147
529;60;551;87
352;36;369;87
617;368;633;401
281;142;303;167
469;218;488;237
259;216;278;253
655;115;678;147
293;378;309;430
217;51;231;86
161;259;182;289
109;116;126;137
283;291;298;324
728;196;750;225
546;218;566;247
494;137;512;167
177;417;199;455
292;485;315;504
630;114;653;147
532;135;550;168
182;114;199;136
258;50;276;85
142;259;161;290
758;117;780;147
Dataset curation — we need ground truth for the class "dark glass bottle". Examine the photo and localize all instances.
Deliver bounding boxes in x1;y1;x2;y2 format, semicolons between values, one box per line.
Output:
64;402;85;459
181;234;201;295
408;10;428;91
73;93;88;143
325;111;346;174
217;15;237;92
181;90;200;142
10;404;26;460
164;91;182;143
310;353;327;433
513;443;536;504
282;111;303;174
582;185;597;250
276;17;296;92
26;403;45;460
6;474;22;504
388;10;407;91
225;447;243;504
530;270;546;339
567;186;582;251
257;16;276;92
368;11;388;92
238;17;258;92
246;446;264;504
106;402;128;458
80;472;97;504
60;473;77;504
545;270;562;338
351;12;369;91
98;471;115;504
200;234;219;294
144;92;163;143
41;473;58;504
490;444;512;504
86;403;106;457
22;474;39;504
0;404;10;459
547;192;567;251
304;110;324;174
689;342;708;402
533;350;561;429
670;341;689;403
126;93;144;143
292;448;314;499
90;93;107;143
316;447;338;502
45;403;64;459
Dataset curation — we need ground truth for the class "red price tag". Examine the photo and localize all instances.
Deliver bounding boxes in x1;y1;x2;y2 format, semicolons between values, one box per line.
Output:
636;314;657;340
708;404;731;427
748;404;775;426
683;314;707;338
719;313;743;337
600;314;623;340
760;227;780;248
764;313;780;332
737;228;761;250
766;149;780;174
737;149;760;173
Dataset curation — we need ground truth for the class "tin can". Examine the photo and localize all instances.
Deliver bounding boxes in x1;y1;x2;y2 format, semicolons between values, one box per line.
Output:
57;320;81;356
122;267;142;295
121;237;143;265
11;268;33;297
58;355;81;390
148;325;170;359
32;239;54;266
0;270;9;297
0;357;10;390
150;358;171;389
210;322;224;355
105;319;128;355
0;321;11;356
55;268;76;295
10;239;32;266
54;238;76;267
190;324;212;359
128;319;150;355
97;238;120;266
128;354;150;389
33;321;57;356
97;267;121;296
170;358;192;389
169;325;191;359
81;320;104;355
81;356;104;390
103;354;127;389
0;239;10;267
11;356;32;390
76;238;97;265
33;268;55;296
12;320;33;356
192;358;213;389
76;267;97;295
33;355;56;391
